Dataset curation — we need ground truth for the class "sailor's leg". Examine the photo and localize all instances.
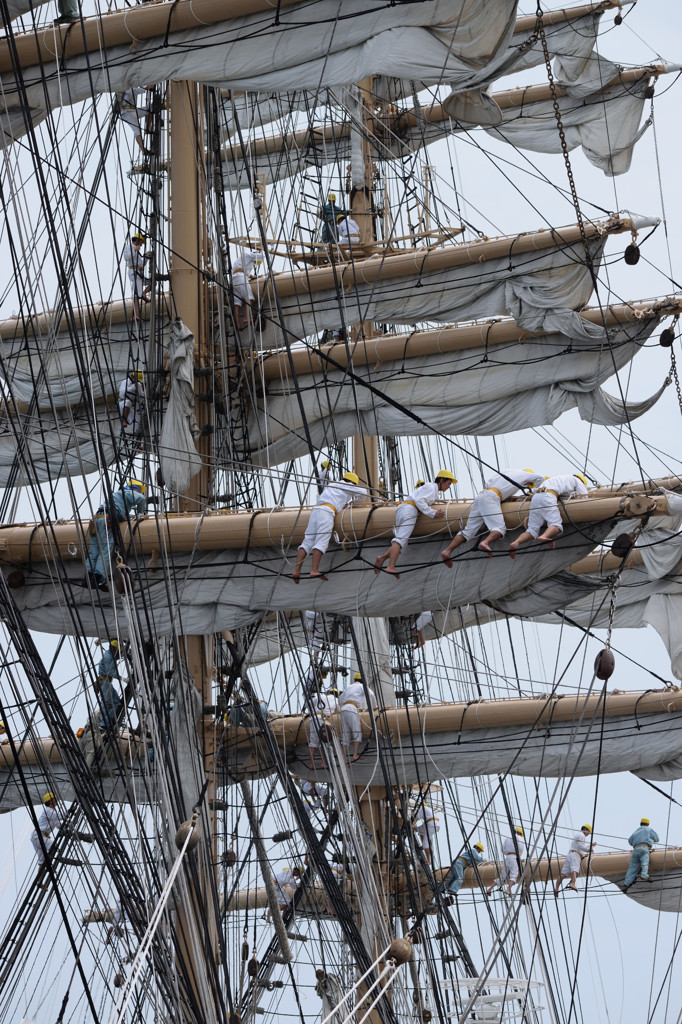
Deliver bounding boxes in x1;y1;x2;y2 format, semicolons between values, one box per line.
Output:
639;846;651;880
383;542;403;577
292;546;308;583
508;531;533;559
310;548;329;581
56;0;79;20
441;532;465;566
478;530;503;556
624;850;641;887
537;524;562;548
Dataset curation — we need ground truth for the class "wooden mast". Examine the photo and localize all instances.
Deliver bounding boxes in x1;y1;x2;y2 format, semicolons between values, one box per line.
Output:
168;79;217;1022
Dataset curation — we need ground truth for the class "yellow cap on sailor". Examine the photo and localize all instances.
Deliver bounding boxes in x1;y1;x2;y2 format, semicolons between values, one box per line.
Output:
321;460;330;469
574;472;588;487
581;824;593;833
336;213;346;223
132;232;145;243
523;469;534;474
353;672;362;681
109;639;119;649
515;826;524;837
415;480;425;488
327;687;340;696
474;842;484;851
0;721;4;730
43;792;56;804
135;370;143;382
328;193;336;201
641;817;650;825
128;478;146;494
343;471;360;485
435;470;457;482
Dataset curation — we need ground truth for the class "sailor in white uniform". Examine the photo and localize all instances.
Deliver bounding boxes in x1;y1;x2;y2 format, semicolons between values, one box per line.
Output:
299;779;329;824
118;370;145;435
267;864;303;920
119;87;152;154
509;472;589;559
442;468;544;564
486;827;526;896
122;233;152;319
336;213;360;245
339;673;377;761
374;471;456;578
555;824;594;895
292;472;368;583
412;803;440;866
231;249;263;330
31;792;64;865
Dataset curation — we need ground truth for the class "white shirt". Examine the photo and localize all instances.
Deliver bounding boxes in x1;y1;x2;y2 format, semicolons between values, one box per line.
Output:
35;804;62;837
301;780;328;807
122;241;145;274
415;611;433;632
413;806;439;830
339;681;376;711
317;480;368;513
539;474;588;498
317;693;339;715
233;249;262;275
118;376;144;406
274;867;300;889
569;831;592;855
337;216;360;242
502;836;526;859
483;469;545;501
404;482;441;517
121;87;147;109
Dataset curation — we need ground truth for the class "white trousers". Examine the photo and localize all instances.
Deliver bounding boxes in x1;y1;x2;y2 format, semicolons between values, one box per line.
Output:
417;821;440;850
308;713;325;749
460;490;506;540
341;707;362;746
127;268;146;299
561;850;582;877
495;853;520;885
31;831;55;865
232;271;255;306
391;503;419;548
300;505;335;555
527;492;562;539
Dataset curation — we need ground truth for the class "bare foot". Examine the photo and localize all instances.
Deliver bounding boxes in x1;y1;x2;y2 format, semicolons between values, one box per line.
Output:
568;883;578;892
441;550;453;568
478;541;493;557
292;570;301;584
309;571;329;581
384;567;400;580
374;557;383;575
508;546;517;560
538;537;555;550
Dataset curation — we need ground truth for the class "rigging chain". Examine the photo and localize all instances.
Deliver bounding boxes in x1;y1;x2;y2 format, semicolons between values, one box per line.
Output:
665;343;682;418
535;4;591;263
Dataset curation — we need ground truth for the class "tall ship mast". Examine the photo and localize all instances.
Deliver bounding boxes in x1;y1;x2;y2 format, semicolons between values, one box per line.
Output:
1;2;682;1023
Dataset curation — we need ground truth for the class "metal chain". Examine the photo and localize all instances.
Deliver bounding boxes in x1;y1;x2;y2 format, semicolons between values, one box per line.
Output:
535;3;591;264
666;346;682;416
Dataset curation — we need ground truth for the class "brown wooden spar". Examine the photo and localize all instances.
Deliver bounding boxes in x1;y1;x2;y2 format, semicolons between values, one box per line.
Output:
253;297;682;382
0;491;669;567
223;64;667;168
249;214;656;301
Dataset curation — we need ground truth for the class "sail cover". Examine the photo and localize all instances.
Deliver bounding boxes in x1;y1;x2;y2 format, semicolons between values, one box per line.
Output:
245;315;664;467
5;518;615;638
0;0;519;139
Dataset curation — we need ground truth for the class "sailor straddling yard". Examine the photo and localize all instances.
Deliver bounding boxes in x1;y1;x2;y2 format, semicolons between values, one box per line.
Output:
374;470;456;579
85;479;148;592
292;473;368;583
441;842;485;896
509;472;589;559
441;468;544;565
487;827;526;896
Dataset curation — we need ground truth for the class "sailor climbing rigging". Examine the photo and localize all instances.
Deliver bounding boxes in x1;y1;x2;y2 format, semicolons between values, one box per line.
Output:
118;88;154;155
441;468;544;564
336;212;360;247
85;479;148;592
441;842;485;895
292;472;368;583
31;793;64;865
94;639;123;732
339;672;376;762
231;249;263;331
118;370;146;437
508;472;590;558
412;802;441;866
122;233;152;320
318;194;345;243
374;470;456;578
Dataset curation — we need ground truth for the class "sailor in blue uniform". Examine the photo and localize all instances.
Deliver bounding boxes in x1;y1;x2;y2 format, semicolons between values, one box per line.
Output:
624;817;659;889
441;842;485;895
95;640;123;731
85;479;147;590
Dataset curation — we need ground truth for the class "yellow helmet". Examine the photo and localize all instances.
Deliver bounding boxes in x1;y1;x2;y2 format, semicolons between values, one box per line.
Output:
515;826;524;837
43;792;56;803
581;824;592;833
0;721;5;730
328;193;336;202
135;370;143;383
109;639;119;649
321;460;330;470
343;472;359;485
435;470;457;482
415;480;425;488
474;842;484;851
640;817;650;826
132;232;145;243
523;468;534;474
128;479;146;494
353;672;362;681
327;687;340;696
575;472;588;487
336;213;346;223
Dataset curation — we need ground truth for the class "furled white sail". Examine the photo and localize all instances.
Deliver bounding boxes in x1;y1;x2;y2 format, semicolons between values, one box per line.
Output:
5;519;614;638
245;315;664;467
158;319;202;494
0;0;518;139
